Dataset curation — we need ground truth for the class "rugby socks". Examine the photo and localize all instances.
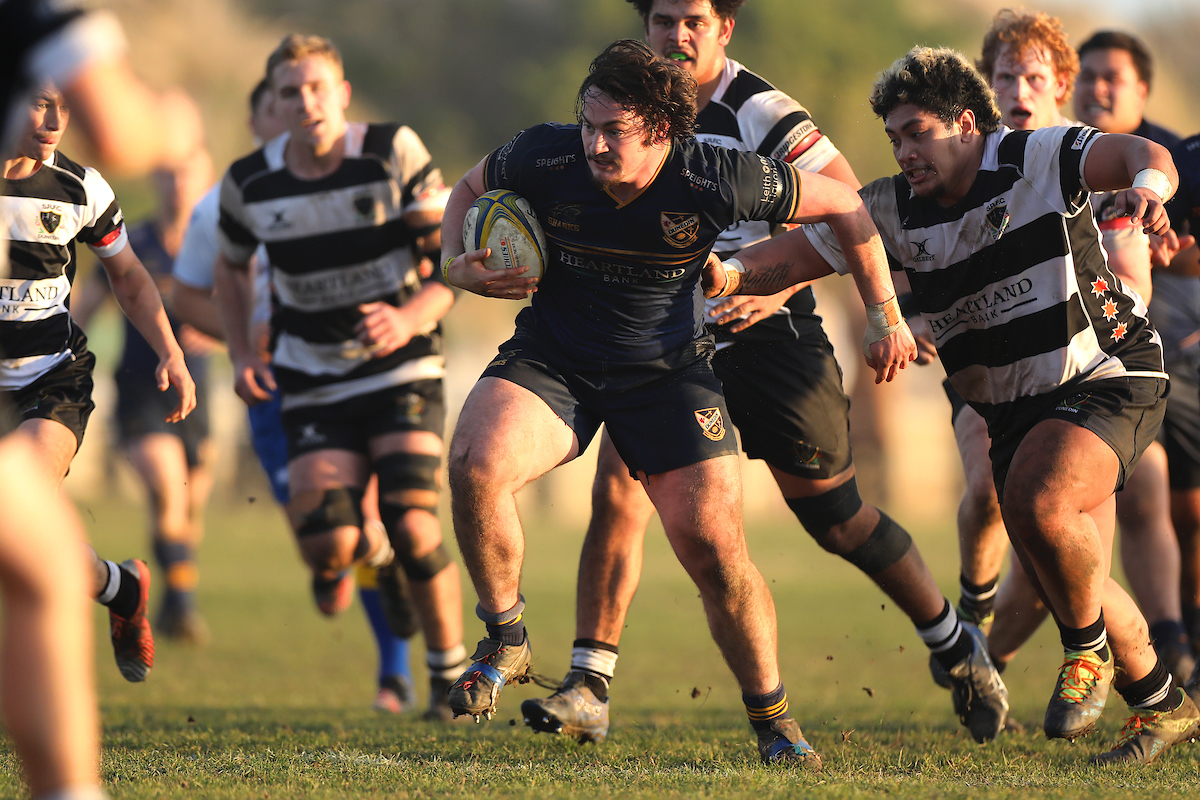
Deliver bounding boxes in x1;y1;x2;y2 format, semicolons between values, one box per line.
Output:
744;683;791;732
917;599;974;670
1057;612;1111;662
479;597;527;646
356;573;413;687
428;644;470;681
1117;657;1175;711
97;559;139;619
957;573;997;624
566;638;618;702
153;538;197;612
1148;618;1191;661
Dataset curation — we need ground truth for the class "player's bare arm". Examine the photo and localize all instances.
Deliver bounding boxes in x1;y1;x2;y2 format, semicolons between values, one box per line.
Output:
441;160;538;300
213;252;275;405
1082;133;1178;235
99;244;196;420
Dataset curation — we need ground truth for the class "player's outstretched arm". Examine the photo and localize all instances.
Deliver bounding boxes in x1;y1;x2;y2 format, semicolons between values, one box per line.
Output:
213;253;274;406
99;244;196;420
440;160;538;300
1084;134;1178;236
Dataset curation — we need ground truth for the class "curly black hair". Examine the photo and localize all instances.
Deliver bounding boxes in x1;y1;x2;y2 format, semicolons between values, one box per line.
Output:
870;47;1002;134
576;39;698;144
625;0;745;22
1078;30;1153;90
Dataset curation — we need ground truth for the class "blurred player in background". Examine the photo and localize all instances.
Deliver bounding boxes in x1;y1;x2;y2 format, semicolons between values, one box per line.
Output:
522;0;1009;749
73;145;219;645
0;0;203;797
172;78;432;715
213;35;470;719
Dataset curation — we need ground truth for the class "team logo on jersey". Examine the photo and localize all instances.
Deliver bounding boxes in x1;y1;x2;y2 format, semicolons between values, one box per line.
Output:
694;407;726;441
911;238;935;262
38;208;62;234
1090;276;1110;298
1111;321;1129;342
546;204;582;232
267;209;291;231
661;212;699;248
984;199;1010;241
353;195;378;222
1101;298;1119;320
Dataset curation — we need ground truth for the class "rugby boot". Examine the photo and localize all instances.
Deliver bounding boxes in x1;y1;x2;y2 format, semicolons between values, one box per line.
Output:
372;674;414;714
521;672;609;743
108;559;155;682
1089;688;1200;766
755;718;823;769
423;676;458;722
375;561;419;638
447;635;533;721
312;571;354;617
1044;649;1115;740
946;622;1009;743
929;603;995;690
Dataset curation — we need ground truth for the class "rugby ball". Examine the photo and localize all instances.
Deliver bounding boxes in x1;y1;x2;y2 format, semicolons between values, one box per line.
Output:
462;189;549;279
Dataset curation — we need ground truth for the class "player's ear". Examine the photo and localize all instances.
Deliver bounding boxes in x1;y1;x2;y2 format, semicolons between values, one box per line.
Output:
719;16;735;46
958;108;978;140
339;80;351;111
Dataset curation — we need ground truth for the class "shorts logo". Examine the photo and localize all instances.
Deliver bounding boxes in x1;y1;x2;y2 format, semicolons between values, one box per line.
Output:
38;207;62;234
661;212;699;248
985;199;1010;241
791;441;822;469
397;392;426;424
1055;392;1090;415
488;349;519;369
694;407;726;441
296;423;326;447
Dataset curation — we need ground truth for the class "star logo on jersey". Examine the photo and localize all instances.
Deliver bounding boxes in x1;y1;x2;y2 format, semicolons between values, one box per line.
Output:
694;407;726;441
1101;298;1119;320
1090;277;1109;297
984;199;1010;241
911;238;935;262
661;212;700;248
1111;321;1128;342
38;207;62;234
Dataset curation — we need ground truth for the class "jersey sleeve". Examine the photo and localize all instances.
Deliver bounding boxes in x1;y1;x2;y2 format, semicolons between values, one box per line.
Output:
481;126;543;194
1030;125;1102;214
740;90;839;173
172;186;221;289
391;125;449;215
721;149;804;227
77;166;127;257
216;167;259;265
1166;137;1200;230
801;179;901;277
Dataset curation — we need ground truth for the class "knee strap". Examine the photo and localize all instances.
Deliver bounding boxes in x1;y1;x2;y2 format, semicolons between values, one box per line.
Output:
396;543;452;580
376;452;441;529
842;512;913;575
294;487;364;538
785;477;864;538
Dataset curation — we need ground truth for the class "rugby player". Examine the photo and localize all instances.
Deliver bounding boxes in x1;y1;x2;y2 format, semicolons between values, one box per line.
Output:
521;0;1009;748
212;35;471;717
710;45;1199;765
440;38;916;767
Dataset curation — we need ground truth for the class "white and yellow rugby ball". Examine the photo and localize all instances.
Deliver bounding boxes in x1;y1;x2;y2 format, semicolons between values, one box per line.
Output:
463;189;549;280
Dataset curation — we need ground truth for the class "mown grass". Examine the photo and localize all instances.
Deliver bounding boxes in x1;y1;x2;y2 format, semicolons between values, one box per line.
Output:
2;489;1198;799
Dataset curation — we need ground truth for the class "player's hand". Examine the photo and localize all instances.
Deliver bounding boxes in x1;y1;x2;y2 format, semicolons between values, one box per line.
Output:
444;248;537;300
1149;228;1196;268
709;285;804;333
231;353;276;407
701;251;727;298
1112;188;1171;236
905;314;939;365
864;322;917;384
156;350;197;422
356;302;416;358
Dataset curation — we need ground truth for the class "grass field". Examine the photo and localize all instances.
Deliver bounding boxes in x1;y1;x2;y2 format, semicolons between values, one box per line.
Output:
3;487;1199;799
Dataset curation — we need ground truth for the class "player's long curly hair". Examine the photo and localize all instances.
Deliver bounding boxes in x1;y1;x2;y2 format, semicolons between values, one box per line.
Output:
576;39;698;145
626;0;745;22
977;10;1078;104
870;46;1002;134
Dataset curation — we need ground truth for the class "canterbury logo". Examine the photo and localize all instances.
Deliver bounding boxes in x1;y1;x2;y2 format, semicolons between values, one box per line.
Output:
694;407;726;441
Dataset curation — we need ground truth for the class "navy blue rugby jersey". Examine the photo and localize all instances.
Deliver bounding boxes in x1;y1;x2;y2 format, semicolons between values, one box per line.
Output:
481;123;803;365
1156;133;1200;371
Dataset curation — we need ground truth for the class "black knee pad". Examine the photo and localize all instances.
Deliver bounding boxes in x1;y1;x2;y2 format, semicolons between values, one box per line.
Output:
396;543;453;580
785;477;864;538
842;512;913;575
376;452;441;530
294;487;365;538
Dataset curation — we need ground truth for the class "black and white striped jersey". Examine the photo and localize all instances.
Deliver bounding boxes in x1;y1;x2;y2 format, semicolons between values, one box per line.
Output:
807;125;1166;420
217;122;449;410
0;150;125;389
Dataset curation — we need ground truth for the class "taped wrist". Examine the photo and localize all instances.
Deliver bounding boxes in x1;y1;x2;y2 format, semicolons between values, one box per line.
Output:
1131;168;1172;202
862;294;903;358
715;257;746;298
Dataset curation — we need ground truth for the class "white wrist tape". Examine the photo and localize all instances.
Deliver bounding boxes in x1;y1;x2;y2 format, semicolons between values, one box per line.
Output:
1132;168;1172;202
716;257;746;298
862;295;904;358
